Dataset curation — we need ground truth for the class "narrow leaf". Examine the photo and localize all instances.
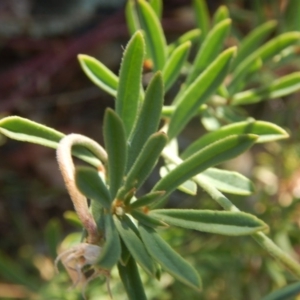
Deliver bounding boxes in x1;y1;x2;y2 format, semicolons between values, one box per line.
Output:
153;134;257;197
168;47;236;139
199;168;255;195
123;132;168;195
116;31;145;137
98;214;121;269
0;116;100;167
75;166;111;208
130;191;166;209
103;108;127;199
126;0;140;36
118;257;147;300
131;210;167;228
114;215;155;275
163;41;191;92
149;0;162;20
181;120;288;159
168;29;201;54
229;32;300;94
138;0;167;70
127;72;164;170
78;54;118;96
231;72;300;105
186;19;231;85
139;224;202;290
261;282;300;300
212;5;229;26
149;209;268;235
231;20;277;70
193;0;210;41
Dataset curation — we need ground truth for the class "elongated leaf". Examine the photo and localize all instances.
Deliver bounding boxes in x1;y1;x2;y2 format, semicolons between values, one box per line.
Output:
0;116;101;167
103;108;127;199
212;5;229;26
123;132;168;195
98;214;121;269
78;54;118;96
139;224;202;290
231;20;277;70
149;0;162;19
126;0;140;36
116;31;145;137
168;29;201;54
75;166;111;208
118;257;147;300
130;191;166;209
131;210;167;227
44;219;62;260
186;19;231;85
127;72;164;170
193;0;210;41
150;209;268;235
229;32;300;94
138;0;167;70
114;215;155;275
160;164;197;195
168;47;236;139
231;72;300;105
261;282;300;300
181;120;288;159
199;168;254;195
163;41;191;92
153;134;257;197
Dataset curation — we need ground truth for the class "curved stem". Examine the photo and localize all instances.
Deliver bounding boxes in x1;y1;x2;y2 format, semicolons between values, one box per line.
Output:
162;148;300;278
57;134;107;244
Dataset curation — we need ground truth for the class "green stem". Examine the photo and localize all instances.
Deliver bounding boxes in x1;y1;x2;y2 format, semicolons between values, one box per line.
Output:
162;148;300;278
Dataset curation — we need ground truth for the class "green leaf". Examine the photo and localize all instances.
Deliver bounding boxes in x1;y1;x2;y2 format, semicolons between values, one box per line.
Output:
160;164;197;195
200;168;255;195
149;209;268;235
139;224;202;290
212;5;229;26
114;215;155;275
231;72;300;105
77;54;118;96
116;31;145;137
118;257;147;300
127;72;164;170
163;41;191;92
181;120;288;159
75;166;111;208
168;47;236;139
103;108;127;199
130;191;166;209
120;239;131;266
44;218;62;260
186;19;231;85
231;20;277;70
131;210;167;228
153;134;257;197
149;0;162;20
122;132;168;196
261;282;300;300
193;0;210;41
126;0;140;36
0;116;101;167
98;214;121;269
228;32;300;94
138;0;167;70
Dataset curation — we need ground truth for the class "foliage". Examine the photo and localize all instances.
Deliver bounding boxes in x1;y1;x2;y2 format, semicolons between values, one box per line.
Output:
1;0;300;299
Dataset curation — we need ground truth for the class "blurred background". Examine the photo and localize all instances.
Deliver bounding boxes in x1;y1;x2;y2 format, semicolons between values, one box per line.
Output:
1;0;300;299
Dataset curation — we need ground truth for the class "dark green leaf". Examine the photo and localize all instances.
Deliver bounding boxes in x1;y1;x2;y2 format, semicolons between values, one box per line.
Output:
127;72;164;170
150;209;268;235
78;54;118;96
139;224;202;290
131;210;167;228
168;47;235;139
103;108;127;199
130;191;166;209
261;282;300;300
44;219;62;260
114;215;155;275
181;120;288;159
116;31;145;137
118;257;147;300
